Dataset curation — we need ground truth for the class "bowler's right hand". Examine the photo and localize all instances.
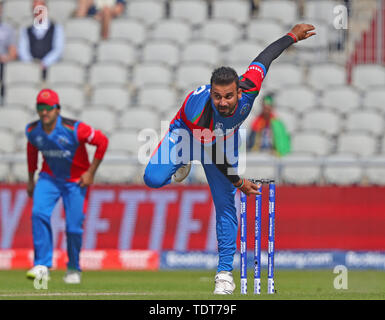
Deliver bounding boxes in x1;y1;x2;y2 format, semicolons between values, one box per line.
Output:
234;179;261;196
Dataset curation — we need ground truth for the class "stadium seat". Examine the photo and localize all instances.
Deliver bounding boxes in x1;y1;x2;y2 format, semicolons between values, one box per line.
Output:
118;109;160;131
320;85;360;113
0;130;16;153
79;108;117;133
352;64;385;90
136;85;178;113
297;20;329;50
142;40;180;67
259;0;298;26
0;107;32;135
301;109;340;136
323;153;363;185
90;86;131;112
274;108;299;134
200;19;241;48
62;39;94;67
246;19;285;45
307;63;346;90
108;130;141;154
281;153;321;185
363;86;385;113
65;18;100;44
0;162;9;182
96;162;140;183
365;156;385;185
344;110;384;137
169;0;208;26
46;62;86;86
3;0;31;25
126;0;165;26
275;86;316;112
175;62;212;91
291;131;333;156
12;162;29;182
96;40;136;66
337;132;378;156
88;62;128;87
3;62;41;86
109;19;147;45
304;0;340;23
181;41;220;66
132;63;173;88
263;63;304;91
225;40;264;65
243;152;277;181
48;0;77;23
212;0;250;25
49;84;86;113
4;84;38;107
150;19;193;46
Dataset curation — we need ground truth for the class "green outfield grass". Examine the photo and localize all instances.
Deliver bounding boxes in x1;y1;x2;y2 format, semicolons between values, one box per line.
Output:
0;270;384;300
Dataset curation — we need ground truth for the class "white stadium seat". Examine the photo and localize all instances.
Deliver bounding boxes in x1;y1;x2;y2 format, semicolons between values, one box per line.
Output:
12;162;29;182
323;153;363;185
365;156;385;185
96;162;140;183
344;110;384;137
0;162;9;181
79;108;117;133
65;18;100;44
4;85;39;107
320;86;360;113
63;39;94;66
291;131;333;156
263;64;304;91
225;41;264;65
150;19;192;46
212;0;250;25
275;109;299;134
48;0;77;23
175;63;212;91
307;63;346;90
244;153;277;181
89;62;128;87
4;62;41;86
118;109;160;131
363;87;385;113
108;130;141;154
47;62;86;86
0;107;32;134
301;109;341;136
132;63;173;88
136;86;178;112
50;84;86;113
109;19;147;45
337;132;378;156
247;19;286;45
304;0;340;23
126;0;165;26
142;40;180;67
352;64;385;90
0;130;16;153
96;40;136;66
200;19;241;48
259;0;298;26
169;0;208;26
281;153;321;185
90;86;131;112
181;41;220;66
3;0;31;25
275;86;316;112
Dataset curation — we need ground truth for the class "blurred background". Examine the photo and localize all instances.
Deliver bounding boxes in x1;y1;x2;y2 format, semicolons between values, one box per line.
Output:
0;0;384;271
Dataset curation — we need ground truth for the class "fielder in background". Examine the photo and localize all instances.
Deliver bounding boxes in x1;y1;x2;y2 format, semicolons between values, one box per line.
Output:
144;24;315;294
25;89;109;284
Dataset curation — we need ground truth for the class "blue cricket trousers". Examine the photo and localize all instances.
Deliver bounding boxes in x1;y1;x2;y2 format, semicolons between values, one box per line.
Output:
144;128;238;273
32;173;87;271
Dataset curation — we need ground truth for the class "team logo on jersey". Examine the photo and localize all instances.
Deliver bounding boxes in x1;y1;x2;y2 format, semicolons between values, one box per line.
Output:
35;135;44;147
214;122;224;136
240;104;251;116
57;135;70;146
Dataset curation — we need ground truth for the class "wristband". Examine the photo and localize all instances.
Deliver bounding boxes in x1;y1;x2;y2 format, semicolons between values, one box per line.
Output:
235;178;245;189
287;32;298;43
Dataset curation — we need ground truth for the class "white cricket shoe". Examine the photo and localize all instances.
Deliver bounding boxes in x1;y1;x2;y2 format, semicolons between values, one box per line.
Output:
63;270;81;284
213;271;235;295
173;162;191;183
26;265;50;280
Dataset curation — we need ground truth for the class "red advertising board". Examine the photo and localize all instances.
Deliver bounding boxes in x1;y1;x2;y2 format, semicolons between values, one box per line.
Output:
1;184;385;251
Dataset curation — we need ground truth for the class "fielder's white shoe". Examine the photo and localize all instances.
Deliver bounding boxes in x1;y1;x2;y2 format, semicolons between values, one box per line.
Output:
173;162;191;183
213;271;235;295
26;265;50;280
63;270;81;284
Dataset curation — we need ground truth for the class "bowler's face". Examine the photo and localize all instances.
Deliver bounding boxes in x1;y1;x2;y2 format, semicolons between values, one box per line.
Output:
211;81;242;117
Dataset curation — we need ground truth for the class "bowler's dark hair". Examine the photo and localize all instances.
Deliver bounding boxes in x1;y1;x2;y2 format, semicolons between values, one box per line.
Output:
210;66;239;89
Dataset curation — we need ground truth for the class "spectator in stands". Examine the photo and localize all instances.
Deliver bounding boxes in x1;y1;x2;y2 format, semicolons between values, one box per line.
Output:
75;0;126;39
246;93;291;156
18;0;65;80
0;0;17;102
